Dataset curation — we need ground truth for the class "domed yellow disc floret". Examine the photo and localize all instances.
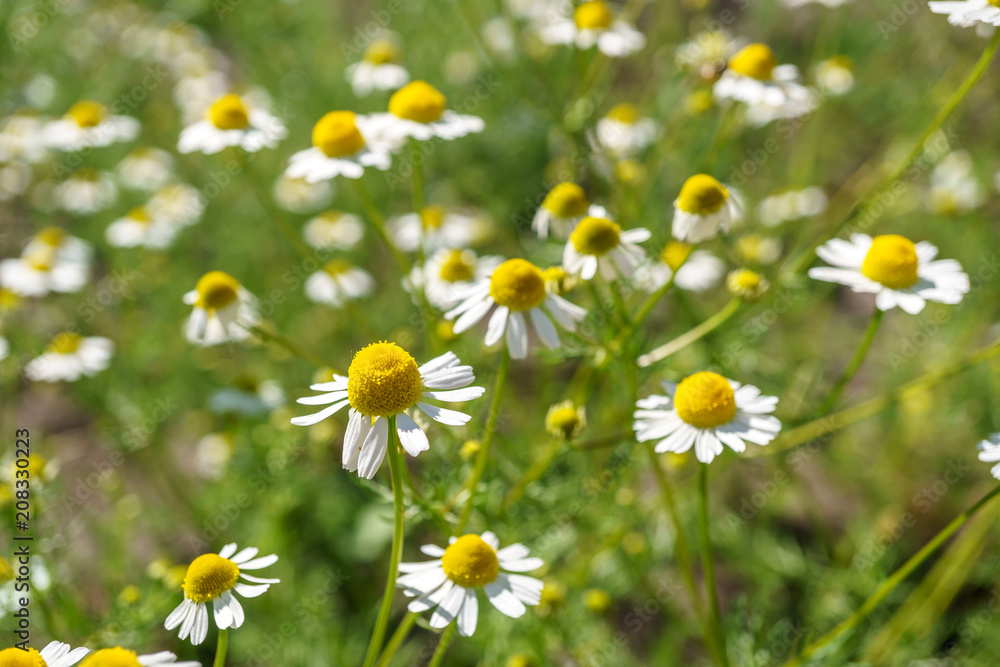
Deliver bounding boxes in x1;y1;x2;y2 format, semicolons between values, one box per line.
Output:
676;174;729;215
208;94;250;130
48;332;82;355
661;241;692;272
574;1;614;30
861;235;919;289
78;648;142;667
439;250;475;282
441;534;500;588
489;259;547;311
182;553;240;603
605;103;639;124
312;111;366;158
347;342;423;417
323;258;353;277
389;81;447;123
420;206;446;230
727;43;777;81
35;227;67;247
364;39;401;65
67;100;107;128
570;216;621;256
0;647;46;667
545;400;586;440
542;183;589;218
674;371;737;429
194;271;241;310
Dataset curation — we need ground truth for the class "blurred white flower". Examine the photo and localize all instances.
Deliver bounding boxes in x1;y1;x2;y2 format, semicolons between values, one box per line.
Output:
539;1;645;58
0;227;91;297
195;433;234;480
285;111;393;182
406;249;502;310
814;56;855;96
714;44;818;127
756;187;827;227
302;210;364;250
43;100;139;151
106;206;180;249
273;174;334;213
929;0;1000;29
52;167;118;215
562;215;650;281
927;150;985;216
675;30;740;81
304;259;376;308
0;111;49;164
366;81;484;148
346;38;410;96
182;271;260;346
390;205;492;252
532;182;607;240
148;184;206;229
672;174;741;242
25;333;113;383
634;242;726;293
117;147;175;191
593;103;658;159
977;433;1000;479
178;93;287;154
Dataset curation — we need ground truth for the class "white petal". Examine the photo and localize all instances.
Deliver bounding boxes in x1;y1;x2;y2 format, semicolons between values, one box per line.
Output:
358;416;390;479
238;553;279;570
456;588;479;637
396;413;430;457
484;578;526;618
430;584;467;628
506;311;529;359
484;305;509;346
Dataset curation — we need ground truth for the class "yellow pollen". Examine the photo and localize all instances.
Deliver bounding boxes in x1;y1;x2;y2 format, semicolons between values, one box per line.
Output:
441;535;500;588
661;241;692;272
605;103;639;124
542;182;590;218
208;94;250;130
388;81;447;123
420;206;446;230
347;342;423;417
67;100;107;128
194;271;241;310
570;216;621;256
35;227;67;247
727;43;777;81
674;371;737;429
438;250;475;282
78;648;142;667
861;234;919;289
312;111;366;158
574;1;614;30
48;332;82;355
128;206;151;224
489;259;547;311
323;259;353;276
0;648;46;667
182;553;240;603
364;39;401;65
676;174;729;214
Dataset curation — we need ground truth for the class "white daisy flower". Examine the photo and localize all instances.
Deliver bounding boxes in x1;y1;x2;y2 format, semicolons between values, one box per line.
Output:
304;259;376;308
178;93;287;155
25;333;113;383
808;234;971;314
929;0;1000;28
634;242;725;293
0;336;8;362
285;111;393;183
445;258;587;359
531;182;607;240
147;184;205;229
272;174;333;213
406;249;502;310
43;100;139;151
672;174;741;242
389;205;492;252
675;30;741;81
105;206;179;250
0;227;91;297
164;543;280;646
76;647;201;667
927;150;985;216
539;1;645;58
0;162;32;201
52;168;118;215
116;147;175;191
291;343;485;479
756;187;828;227
562;215;650;280
346;38;410;96
0;111;49;164
365;81;484;148
814;55;855;96
593;104;658;159
0;642;89;667
182;271;260;346
396;531;544;637
977;433;1000;479
633;371;782;464
714;44;818;127
302;210;364;251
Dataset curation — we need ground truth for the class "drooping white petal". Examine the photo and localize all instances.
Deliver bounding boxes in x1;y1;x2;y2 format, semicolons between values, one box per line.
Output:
396;412;430;457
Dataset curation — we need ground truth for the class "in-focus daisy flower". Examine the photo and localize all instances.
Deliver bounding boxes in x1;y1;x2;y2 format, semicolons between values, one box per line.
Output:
347;38;410;96
52;167;118;215
445;258;587;359
147;184;205;230
25;332;113;383
164;543;279;646
272;174;333;213
366;81;484;148
756;187;827;227
927;150;985;216
178;93;287;155
531;182;607;240
78;649;199;667
726;268;769;301
390;205;492;252
977;434;1000;479
405;249;502;310
814;55;855;96
0;227;91;297
808;234;971;314
672;174;740;242
291;342;485;478
0;642;89;667
396;531;544;637
539;1;645;58
106;206;179;249
286;111;392;183
0;111;49;164
593;104;658;159
545;400;586;440
43;100;139;151
633;372;781;464
182;271;260;346
714;43;817;127
562;215;650;280
117;147;175;191
304;259;376;308
929;0;1000;28
302;210;364;251
634;241;725;293
675;30;740;81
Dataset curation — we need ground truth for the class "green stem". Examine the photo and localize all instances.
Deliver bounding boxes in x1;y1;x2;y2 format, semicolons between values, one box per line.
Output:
638;298;741;368
236;150;312;260
247;324;338;370
502;437;564;510
213;629;228;667
697;464;730;666
427;624;456;667
352;180;411;275
783;485;1000;666
812;309;884;417
362;416;406;667
374;612;418;667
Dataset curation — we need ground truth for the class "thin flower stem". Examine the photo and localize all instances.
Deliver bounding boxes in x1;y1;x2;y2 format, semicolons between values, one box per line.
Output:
374;612;418;667
246;324;338;370
213;629;228;667
235;150;313;260
352;179;412;275
783;484;1000;667
362;416;406;667
697;464;730;667
427;624;456;667
638;298;741;368
811;308;884;418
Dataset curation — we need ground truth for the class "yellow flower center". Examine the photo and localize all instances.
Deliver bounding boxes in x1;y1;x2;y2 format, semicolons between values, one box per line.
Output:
727;43;777;81
660;241;692;272
438;250;475;282
605;103;638;124
364;39;401;65
546;401;585;440
860;234;919;289
676;174;729;214
0;557;13;584
388;81;447;123
441;535;500;588
420;206;446;230
570;216;621;256
48;332;82;355
78;648;142;667
35;227;67;247
182;553;240;603
0;648;46;667
574;1;613;30
128;206;151;224
727;269;767;300
542;182;590;218
323;259;353;276
489;259;547;311
674;371;737;429
312;111;366;158
67;100;107;128
347;342;423;417
194;271;241;310
208;94;250;130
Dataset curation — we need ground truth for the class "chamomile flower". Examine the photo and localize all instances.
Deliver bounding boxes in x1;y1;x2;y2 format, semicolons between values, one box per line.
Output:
714;43;817;127
562;215;650;280
52;168;118;215
182;271;260;346
672;174;741;242
814;56;855;96
147;184;205;229
808;234;971;314
390;205;492;252
0;642;89;667
545;401;587;440
43;100;139;151
272;174;333;213
0;111;49;164
929;0;1000;28
106;206;178;249
756;187;827;227
445;258;587;359
366;81;484;148
285;111;392;183
406;249;502;310
302;211;364;250
117;147;175;191
539;1;645;58
675;30;740;81
927;150;985;216
531;182;607;240
304;259;375;308
164;543;279;646
634;242;726;293
347;38;410;96
727;268;769;301
25;333;114;383
291;343;485;479
396;532;544;637
633;372;781;464
593;104;658;159
734;235;782;266
977;433;1000;479
178;93;287;155
77;648;200;667
0;228;91;297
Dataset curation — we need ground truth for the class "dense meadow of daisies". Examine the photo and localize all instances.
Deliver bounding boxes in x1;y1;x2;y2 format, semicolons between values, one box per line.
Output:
4;0;1000;665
